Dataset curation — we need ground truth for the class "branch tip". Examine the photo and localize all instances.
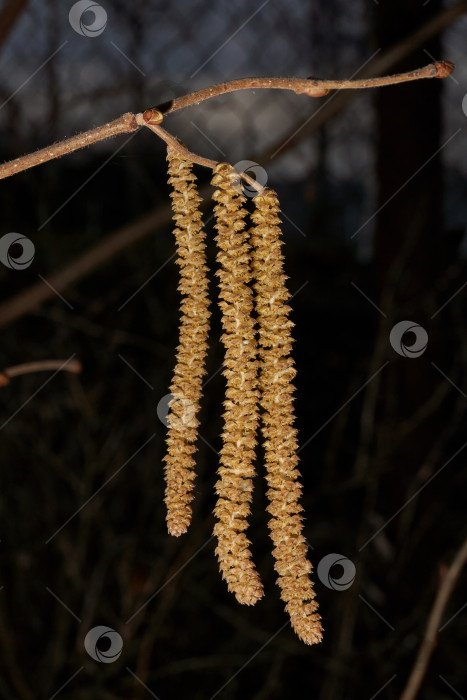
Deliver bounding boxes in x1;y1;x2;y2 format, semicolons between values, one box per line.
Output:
433;60;455;78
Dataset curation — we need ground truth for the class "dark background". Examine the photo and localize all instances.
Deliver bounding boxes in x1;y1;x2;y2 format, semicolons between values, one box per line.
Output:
0;1;466;698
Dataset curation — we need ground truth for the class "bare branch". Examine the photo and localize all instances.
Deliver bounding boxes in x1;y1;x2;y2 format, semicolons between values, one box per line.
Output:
400;536;467;700
0;358;82;386
145;62;452;118
0;62;453;182
0;7;461;328
0;112;139;180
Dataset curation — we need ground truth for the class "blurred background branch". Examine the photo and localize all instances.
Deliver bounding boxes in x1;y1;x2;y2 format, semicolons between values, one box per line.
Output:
400;535;467;700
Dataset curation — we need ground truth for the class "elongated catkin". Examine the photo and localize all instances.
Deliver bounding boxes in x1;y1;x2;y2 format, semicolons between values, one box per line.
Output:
163;150;210;536
211;163;264;605
251;187;322;644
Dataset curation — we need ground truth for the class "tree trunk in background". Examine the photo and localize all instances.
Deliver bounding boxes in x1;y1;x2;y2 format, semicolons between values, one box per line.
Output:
373;0;443;294
363;6;461;687
370;1;447;427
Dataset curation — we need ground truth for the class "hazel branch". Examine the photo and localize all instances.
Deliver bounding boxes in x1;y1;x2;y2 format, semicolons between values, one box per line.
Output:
144;61;453;118
0;113;139;180
0;61;453;181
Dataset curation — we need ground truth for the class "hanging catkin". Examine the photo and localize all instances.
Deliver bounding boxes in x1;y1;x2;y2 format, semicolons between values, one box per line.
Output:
211;162;264;606
163;150;210;536
250;188;323;645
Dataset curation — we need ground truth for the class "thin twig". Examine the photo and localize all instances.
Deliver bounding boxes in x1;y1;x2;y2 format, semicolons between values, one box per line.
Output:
141;119;217;170
143;120;263;192
0;62;453;181
400;536;467;700
0;358;82;386
145;61;453;118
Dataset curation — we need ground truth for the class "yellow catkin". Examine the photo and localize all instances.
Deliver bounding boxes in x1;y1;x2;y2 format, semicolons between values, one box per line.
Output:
250;188;323;644
211;163;264;605
163;150;210;536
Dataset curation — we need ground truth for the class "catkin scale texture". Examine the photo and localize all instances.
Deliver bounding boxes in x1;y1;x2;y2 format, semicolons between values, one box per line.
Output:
251;187;322;645
161;156;322;644
163;151;210;537
211;163;264;606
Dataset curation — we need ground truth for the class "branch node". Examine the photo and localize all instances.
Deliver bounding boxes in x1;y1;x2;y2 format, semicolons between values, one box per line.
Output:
299;78;332;97
122;112;139;130
298;85;332;97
